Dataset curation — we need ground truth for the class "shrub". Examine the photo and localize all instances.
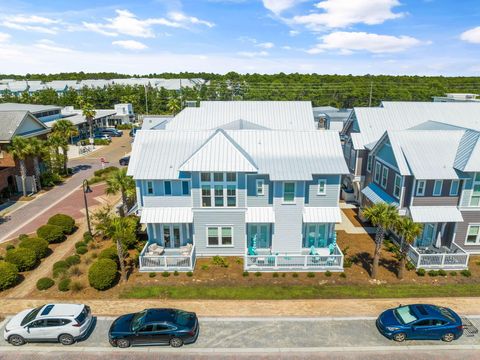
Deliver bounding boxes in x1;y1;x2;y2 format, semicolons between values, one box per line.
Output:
450;271;457;276
75;241;87;249
174;271;179;276
325;271;332;277
69;266;82;276
254;272;262;277
65;255;81;267
0;261;18;290
5;244;15;251
281;273;286;278
162;271;170;277
416;268;426;276
186;271;193;277
242;271;249;277
19;237;49;260
461;270;472;277
89;176;103;184
272;273;279;278
58;278;71;292
37;224;65;244
83;232;93;243
88;259;118;290
438;269;447;277
98;246;119;263
76;246;88;255
212;256;229;268
201;264;209;271
406;261;416;271
235;258;243;265
5;248;37;271
47;214;76;234
428;270;438;277
91;252;98;259
18;234;29;241
292;272;299;278
307;272;315;278
36;277;54;290
40;171;62;187
70;281;84;292
53;260;69;271
340;273;347;278
94;166;118;178
149;272;156;278
343;258;353;268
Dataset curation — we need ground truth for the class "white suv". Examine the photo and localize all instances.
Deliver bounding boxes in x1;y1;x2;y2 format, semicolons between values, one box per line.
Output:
3;304;92;346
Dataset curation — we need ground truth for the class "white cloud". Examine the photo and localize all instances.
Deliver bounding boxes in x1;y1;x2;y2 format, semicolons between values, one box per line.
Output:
7;15;59;25
292;0;404;30
289;30;300;36
237;50;269;57
112;40;148;50
83;9;214;38
282;45;292;50
307;31;423;54
262;0;303;15
0;32;10;42
34;39;72;53
256;42;275;49
460;26;480;44
1;14;60;34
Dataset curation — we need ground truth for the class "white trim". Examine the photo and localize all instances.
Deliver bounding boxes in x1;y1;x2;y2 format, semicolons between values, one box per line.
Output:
470;173;480;207
374;161;381;183
380;167;388;189
366;154;372;173
433;180;443;197
465;224;480;245
374;156;400;174
450;180;460;196
416;180;426;196
282;181;296;204
393;174;402;199
206;225;234;247
256;179;265;196
146;181;154;195
317;179;327;195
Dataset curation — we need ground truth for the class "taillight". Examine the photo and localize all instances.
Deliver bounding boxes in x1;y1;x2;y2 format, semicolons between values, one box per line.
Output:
457;325;464;330
72;322;81;327
188;330;195;336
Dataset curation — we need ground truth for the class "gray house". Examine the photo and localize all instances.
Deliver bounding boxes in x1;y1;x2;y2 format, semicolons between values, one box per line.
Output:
128;101;349;272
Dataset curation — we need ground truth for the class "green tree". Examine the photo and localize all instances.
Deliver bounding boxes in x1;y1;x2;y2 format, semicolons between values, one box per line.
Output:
47;132;66;175
105;168;135;216
361;203;399;279
52;119;78;174
167;97;181;115
81;102;96;139
395;217;423;280
26;137;45;191
8;136;30;197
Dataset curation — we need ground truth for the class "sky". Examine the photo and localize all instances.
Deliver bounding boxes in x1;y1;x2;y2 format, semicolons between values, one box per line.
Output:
0;0;480;75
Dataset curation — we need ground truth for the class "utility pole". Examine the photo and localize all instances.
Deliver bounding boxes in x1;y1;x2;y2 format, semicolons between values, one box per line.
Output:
368;80;373;107
144;85;149;115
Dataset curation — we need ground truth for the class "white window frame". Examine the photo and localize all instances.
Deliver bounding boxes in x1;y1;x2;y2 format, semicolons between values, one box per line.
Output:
374;161;381;183
470;173;480;207
206;226;234;247
317;179;327;195
283;181;296;203
393;174;402;199
416;180;426;196
381;167;389;189
465;224;480;245
256;179;265;196
200;172;237;208
366;154;372;173
433;180;443;196
450;180;460;196
146;181;154;195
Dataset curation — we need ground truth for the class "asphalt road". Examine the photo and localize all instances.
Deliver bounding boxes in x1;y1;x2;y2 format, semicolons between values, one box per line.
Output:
0;317;479;359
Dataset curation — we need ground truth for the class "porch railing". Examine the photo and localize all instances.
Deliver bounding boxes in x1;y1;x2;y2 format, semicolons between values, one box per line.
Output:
244;245;344;272
139;243;196;272
408;243;469;270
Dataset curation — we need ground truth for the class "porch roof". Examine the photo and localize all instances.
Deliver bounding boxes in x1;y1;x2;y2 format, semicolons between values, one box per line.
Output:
361;183;399;206
246;207;275;223
302;207;342;223
140;207;193;223
409;206;463;223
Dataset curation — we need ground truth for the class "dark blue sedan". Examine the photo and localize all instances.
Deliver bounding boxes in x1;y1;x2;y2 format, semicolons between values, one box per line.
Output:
377;304;463;342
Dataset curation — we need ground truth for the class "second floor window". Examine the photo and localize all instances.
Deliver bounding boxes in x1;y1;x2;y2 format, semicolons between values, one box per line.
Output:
164;181;172;195
381;167;388;189
416;180;426;196
256;179;265;196
366;154;372;172
147;181;154;195
450;180;459;196
374;162;381;183
283;182;295;203
393;174;402;199
471;173;480;207
201;172;237;207
182;181;189;195
317;179;327;195
433;180;443;196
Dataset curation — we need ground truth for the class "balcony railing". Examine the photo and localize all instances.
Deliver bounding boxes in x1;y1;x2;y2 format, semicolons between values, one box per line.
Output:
408;243;469;270
244;245;344;272
139;243;196;272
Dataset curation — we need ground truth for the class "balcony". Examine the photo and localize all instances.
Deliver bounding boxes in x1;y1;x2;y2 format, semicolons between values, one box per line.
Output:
139;243;196;272
407;243;469;270
244;244;344;272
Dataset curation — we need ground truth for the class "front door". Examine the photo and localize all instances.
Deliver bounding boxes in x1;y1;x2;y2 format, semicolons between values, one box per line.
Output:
162;225;182;248
304;224;329;248
248;224;271;249
410;320;439;340
25;320;48;340
416;223;436;247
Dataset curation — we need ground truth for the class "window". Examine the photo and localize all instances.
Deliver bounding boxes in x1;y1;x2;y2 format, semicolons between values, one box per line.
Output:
201;172;236;207
227;185;236;207
367;154;372;172
283;182;295;203
393;174;402;199
471;173;480;206
29;320;45;328
304;224;329;248
201;172;211;182
374;162;381;183
45;319;62;327
433;180;443;196
256;179;265;196
207;226;233;246
317;179;327;195
466;225;480;244
349;148;356;169
146;181;154;195
139;324;154;333
201;186;211;207
248;224;271;249
213;172;224;182
182;181;189;195
416;180;426;196
226;172;236;182
381;167;388;189
164;181;172;195
214;185;224;206
450;180;459;196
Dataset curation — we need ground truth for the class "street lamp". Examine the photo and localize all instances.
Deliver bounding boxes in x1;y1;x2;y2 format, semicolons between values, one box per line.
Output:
82;179;93;236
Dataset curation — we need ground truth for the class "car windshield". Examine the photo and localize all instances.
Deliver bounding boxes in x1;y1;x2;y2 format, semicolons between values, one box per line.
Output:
174;310;193;327
21;306;43;326
131;310;147;332
394;306;418;324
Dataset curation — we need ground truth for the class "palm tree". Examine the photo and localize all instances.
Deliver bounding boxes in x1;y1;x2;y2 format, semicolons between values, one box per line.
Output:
8;136;30;197
82;102;96;140
395;217;423;280
47;132;66;175
167;97;181;115
361;202;399;279
105;168;136;217
26;137;45;191
52;119;78;174
109;216;137;282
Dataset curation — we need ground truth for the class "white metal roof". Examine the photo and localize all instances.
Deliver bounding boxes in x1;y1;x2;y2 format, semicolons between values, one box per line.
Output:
409;206;463;223
140;207;193;223
0;103;61;113
302;207;342;223
165;101;315;131
245;207;275;223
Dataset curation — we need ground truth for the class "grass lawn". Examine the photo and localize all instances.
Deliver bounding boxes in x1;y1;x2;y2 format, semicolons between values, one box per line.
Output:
120;283;480;300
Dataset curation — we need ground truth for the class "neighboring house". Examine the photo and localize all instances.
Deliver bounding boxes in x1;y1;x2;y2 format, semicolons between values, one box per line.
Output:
433;93;480;102
141;116;173;130
0;103;63;123
313;106;352;131
44;80;81;94
110;103;135;125
128;102;349;273
0;111;51;195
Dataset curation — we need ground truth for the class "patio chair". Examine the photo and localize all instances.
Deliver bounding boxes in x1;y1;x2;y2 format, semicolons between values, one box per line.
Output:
147;243;164;256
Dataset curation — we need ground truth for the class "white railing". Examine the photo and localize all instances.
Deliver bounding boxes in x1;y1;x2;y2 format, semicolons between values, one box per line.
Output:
408;243;469;270
139;243;196;272
244;245;344;272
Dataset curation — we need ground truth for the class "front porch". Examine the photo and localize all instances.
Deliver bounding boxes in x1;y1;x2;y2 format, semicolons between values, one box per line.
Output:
407;243;469;270
139;242;197;271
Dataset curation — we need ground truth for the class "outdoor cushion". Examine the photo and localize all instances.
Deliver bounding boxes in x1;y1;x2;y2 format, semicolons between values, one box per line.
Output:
248;246;257;256
147;243;164;256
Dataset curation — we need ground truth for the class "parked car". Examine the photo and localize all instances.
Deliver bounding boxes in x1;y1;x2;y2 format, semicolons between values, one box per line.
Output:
108;308;199;348
94;134;111;142
99;128;123;137
119;155;130;166
376;304;463;342
3;304;92;346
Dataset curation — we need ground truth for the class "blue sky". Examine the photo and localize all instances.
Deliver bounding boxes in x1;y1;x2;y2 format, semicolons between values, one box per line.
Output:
0;0;480;75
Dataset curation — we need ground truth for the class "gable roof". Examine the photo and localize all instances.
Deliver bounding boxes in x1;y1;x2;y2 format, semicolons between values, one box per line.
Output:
0;103;61;113
0;110;50;142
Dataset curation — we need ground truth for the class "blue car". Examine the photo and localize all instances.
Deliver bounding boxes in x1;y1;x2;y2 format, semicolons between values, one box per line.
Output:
376;304;463;342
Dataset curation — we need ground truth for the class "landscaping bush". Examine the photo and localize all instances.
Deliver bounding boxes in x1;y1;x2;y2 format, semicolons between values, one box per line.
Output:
406;261;416;271
88;176;103;184
272;273;279;278
235;258;243;265
416;268;426;276
292;272;298;278
76;246;88;255
19;237;49;259
201;264;209;270
242;271;249;277
40;171;62;187
88;259;118;290
65;255;81;267
343;258;353;268
36;277;54;290
93;166;118;178
5;248;37;271
162;271;170;277
450;271;457;276
174;271;179;276
149;272;156;278
307;272;315;278
69;266;82;276
70;281;84;292
438;269;447;277
37;224;65;244
428;270;438;277
98;246;119;264
5;244;15;251
325;271;332;277
94;139;110;146
47;214;76;234
53;260;69;271
83;232;93;244
186;271;193;277
0;261;18;290
116;124;132;130
18;234;29;241
255;272;262;277
461;270;472;277
212;256;229;268
75;241;87;249
58;278;71;292
340;273;347;278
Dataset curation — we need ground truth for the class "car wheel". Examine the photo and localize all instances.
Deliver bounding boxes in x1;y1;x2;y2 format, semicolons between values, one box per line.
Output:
117;339;131;348
170;337;184;348
442;332;455;342
8;335;26;346
59;334;75;345
393;332;406;342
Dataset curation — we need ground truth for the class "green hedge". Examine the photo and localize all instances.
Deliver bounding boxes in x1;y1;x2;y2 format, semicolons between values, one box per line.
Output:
0;261;18;290
5;248;37;271
47;214;76;234
58;278;71;292
88;259;118;290
37;224;65;244
65;255;81;267
76;246;88;255
83;232;93;243
19;237;49;259
93;166;118;177
98;246;119;264
37;277;54;290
